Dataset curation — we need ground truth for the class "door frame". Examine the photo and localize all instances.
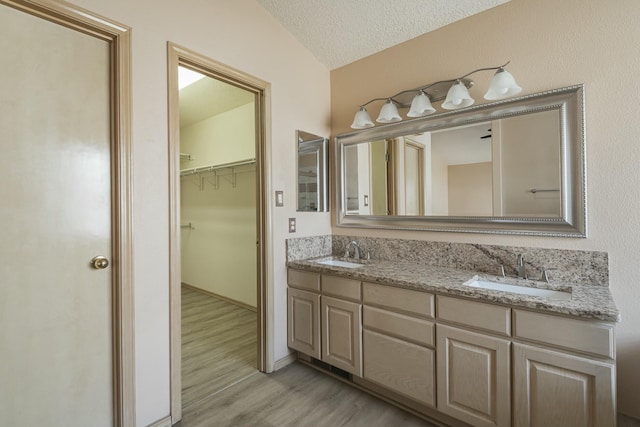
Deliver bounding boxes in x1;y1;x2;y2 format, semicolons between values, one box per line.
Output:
167;42;272;423
0;0;134;426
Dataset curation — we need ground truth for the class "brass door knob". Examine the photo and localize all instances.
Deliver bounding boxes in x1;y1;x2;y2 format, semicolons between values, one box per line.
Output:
91;255;109;270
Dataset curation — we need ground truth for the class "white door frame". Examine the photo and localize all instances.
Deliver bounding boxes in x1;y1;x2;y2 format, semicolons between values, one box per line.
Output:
167;42;273;423
0;0;134;426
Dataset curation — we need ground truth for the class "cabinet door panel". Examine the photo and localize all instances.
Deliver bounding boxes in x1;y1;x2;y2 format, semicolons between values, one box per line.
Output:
513;343;616;427
363;329;435;406
287;288;321;359
437;324;511;427
322;296;362;376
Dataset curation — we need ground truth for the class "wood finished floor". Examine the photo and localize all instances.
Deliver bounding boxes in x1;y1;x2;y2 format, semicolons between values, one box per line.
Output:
179;362;438;427
182;285;257;409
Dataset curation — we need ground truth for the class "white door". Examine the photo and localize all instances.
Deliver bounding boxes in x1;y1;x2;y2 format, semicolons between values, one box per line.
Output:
0;4;113;426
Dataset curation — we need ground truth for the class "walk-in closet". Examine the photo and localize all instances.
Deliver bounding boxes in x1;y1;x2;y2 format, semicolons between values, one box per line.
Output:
178;66;258;409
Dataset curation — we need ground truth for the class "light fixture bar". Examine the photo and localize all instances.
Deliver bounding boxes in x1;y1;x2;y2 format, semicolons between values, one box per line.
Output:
351;61;521;129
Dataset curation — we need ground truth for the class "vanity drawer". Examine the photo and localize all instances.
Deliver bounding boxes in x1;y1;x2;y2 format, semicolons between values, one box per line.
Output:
437;296;511;336
513;309;615;358
288;268;320;292
322;275;361;301
363;305;435;347
362;282;434;319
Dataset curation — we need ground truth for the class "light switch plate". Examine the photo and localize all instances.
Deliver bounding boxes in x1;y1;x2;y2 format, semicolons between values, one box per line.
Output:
275;190;284;207
288;217;296;233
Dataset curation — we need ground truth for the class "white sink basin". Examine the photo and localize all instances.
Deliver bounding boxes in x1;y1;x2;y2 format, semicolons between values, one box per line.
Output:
464;277;571;301
316;259;364;269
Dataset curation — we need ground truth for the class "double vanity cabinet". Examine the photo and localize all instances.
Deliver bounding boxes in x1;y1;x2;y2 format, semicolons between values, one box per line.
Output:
287;266;617;427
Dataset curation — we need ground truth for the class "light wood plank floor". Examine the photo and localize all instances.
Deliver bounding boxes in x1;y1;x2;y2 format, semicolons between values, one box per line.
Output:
182;285;257;409
179;362;438;427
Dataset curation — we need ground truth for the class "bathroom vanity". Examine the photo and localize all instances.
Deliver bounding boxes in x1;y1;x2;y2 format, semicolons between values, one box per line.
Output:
286;251;619;427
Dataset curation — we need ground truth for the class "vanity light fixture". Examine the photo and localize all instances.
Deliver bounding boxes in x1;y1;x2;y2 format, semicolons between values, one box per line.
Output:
376;99;402;123
350;61;522;129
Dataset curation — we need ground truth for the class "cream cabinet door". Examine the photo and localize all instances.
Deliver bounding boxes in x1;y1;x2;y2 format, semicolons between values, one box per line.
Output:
287;288;321;359
513;343;616;427
322;296;362;376
436;324;511;427
363;329;435;406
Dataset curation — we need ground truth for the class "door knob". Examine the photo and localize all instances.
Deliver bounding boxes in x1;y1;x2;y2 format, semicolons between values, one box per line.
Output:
91;255;109;270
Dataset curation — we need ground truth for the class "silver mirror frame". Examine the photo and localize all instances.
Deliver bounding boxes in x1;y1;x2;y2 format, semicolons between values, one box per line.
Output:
335;85;586;237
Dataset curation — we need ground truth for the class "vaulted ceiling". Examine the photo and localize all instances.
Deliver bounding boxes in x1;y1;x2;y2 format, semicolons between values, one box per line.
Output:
255;0;512;70
179;1;513;126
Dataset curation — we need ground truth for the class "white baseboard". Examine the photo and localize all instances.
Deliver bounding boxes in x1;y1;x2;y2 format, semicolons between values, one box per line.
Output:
273;352;297;371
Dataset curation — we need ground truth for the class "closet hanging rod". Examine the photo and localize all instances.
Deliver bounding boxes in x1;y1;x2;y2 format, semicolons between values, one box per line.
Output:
529;188;560;194
180;158;256;176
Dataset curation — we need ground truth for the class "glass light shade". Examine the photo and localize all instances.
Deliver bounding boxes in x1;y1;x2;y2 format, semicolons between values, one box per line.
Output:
407;92;436;117
376;100;402;123
484;68;522;100
351;107;375;129
442;81;475;110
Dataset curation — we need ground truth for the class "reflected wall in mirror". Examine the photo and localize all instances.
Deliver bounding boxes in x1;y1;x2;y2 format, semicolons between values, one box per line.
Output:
336;85;586;236
297;130;328;212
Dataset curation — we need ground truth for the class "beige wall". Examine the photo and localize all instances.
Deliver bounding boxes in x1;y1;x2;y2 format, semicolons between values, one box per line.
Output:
498;110;561;216
369;140;388;215
180;103;257;307
65;0;331;425
448;162;493;216
430;148;449;215
180;103;256;168
331;0;640;418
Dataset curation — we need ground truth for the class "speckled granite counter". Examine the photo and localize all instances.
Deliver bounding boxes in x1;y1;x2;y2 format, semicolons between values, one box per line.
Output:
287;256;620;323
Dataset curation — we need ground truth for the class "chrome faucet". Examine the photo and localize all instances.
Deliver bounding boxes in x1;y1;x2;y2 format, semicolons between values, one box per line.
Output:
516;254;527;279
344;241;362;260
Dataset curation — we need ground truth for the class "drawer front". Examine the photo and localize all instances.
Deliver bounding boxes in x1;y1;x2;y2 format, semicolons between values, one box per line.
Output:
362;282;434;318
513;309;615;358
288;268;320;292
437;296;511;336
363;305;434;347
363;329;435;407
322;274;361;301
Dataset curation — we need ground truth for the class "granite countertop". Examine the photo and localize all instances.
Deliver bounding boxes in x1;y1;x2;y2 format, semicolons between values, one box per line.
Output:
287;256;620;322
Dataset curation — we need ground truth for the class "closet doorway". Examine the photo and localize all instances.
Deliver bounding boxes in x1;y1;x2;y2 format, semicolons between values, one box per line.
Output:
168;43;270;423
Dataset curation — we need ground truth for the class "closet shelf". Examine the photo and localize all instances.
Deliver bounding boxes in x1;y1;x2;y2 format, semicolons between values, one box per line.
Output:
180;158;255;177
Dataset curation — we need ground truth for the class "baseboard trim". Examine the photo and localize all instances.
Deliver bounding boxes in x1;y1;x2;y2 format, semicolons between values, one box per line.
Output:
618;412;640;426
147;415;172;427
182;282;257;312
273;352;297;371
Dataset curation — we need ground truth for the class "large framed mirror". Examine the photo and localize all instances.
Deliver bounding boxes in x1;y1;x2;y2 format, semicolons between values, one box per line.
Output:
336;85;586;237
297;130;329;212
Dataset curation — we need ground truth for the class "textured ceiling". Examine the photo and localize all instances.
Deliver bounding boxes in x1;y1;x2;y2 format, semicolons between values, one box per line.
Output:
256;0;511;70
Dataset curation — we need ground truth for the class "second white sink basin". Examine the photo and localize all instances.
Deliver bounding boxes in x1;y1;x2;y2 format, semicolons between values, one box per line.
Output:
316;259;364;269
464;277;571;301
